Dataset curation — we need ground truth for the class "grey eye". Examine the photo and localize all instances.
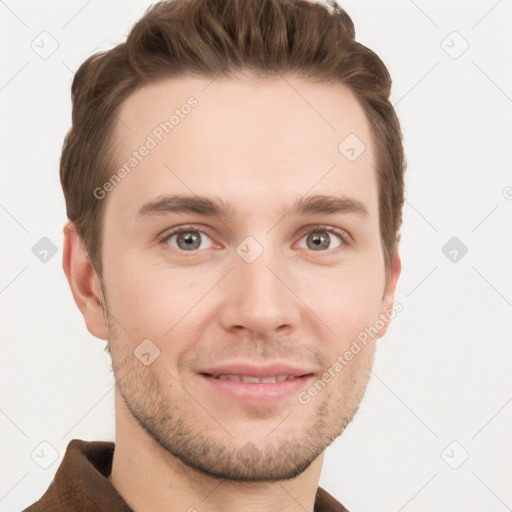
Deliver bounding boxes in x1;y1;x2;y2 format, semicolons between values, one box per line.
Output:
166;230;214;251
299;230;342;251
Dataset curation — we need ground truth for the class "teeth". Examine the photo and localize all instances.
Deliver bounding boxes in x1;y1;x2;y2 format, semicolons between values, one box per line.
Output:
242;375;261;383
212;374;297;383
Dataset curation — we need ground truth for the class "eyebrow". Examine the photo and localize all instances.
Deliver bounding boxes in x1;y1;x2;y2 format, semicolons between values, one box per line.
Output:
136;193;369;220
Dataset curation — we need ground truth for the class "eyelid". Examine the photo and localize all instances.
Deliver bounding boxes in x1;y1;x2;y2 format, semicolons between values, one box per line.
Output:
159;224;216;247
158;223;353;252
297;224;353;245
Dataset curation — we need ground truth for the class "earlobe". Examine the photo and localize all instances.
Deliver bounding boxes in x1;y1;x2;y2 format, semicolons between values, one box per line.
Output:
378;244;402;339
62;221;109;340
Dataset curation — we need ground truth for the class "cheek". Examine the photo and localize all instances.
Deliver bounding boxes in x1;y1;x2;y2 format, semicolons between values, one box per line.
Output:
104;261;174;338
105;258;216;351
304;266;385;340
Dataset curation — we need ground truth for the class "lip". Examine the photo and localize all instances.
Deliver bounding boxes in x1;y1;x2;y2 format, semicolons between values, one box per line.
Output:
197;363;314;378
196;362;316;405
198;374;315;404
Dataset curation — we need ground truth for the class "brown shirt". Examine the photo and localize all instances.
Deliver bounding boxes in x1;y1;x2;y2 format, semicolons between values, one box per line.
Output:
23;439;350;512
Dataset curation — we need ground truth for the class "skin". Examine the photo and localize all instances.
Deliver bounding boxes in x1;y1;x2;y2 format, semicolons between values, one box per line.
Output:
63;73;401;512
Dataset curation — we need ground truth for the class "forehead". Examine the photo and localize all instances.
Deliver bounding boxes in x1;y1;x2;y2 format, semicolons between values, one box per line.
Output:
107;73;378;222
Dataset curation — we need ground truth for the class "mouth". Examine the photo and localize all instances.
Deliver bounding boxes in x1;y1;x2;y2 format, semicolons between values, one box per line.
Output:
197;369;315;404
201;373;311;383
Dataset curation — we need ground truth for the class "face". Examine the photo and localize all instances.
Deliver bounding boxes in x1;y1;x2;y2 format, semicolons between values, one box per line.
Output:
91;73;400;481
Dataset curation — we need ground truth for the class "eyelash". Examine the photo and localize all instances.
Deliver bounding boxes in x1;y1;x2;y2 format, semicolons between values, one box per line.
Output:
159;224;351;254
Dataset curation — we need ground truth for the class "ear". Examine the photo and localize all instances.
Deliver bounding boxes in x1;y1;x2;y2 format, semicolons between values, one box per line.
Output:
377;241;402;339
62;221;109;340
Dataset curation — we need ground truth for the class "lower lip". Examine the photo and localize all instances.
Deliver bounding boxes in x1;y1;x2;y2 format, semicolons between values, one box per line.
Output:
198;374;315;405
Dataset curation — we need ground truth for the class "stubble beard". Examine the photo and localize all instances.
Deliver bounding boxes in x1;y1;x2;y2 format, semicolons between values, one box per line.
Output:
102;299;372;482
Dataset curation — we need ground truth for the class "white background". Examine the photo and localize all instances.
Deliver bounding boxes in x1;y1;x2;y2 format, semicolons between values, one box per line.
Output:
1;1;511;511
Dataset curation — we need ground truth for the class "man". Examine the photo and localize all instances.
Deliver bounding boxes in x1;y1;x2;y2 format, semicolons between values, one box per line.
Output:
25;0;404;510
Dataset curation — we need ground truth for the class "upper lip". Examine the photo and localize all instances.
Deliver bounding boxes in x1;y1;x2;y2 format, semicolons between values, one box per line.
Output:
198;362;315;378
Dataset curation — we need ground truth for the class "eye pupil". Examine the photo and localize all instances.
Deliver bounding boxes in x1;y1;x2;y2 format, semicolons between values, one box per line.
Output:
307;231;330;251
177;231;201;250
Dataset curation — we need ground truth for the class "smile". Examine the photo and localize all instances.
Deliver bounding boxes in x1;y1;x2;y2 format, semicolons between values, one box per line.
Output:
206;374;304;383
198;372;314;404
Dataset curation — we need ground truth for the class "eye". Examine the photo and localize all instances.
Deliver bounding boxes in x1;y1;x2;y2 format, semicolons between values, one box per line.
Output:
297;226;347;252
163;226;215;252
160;224;349;254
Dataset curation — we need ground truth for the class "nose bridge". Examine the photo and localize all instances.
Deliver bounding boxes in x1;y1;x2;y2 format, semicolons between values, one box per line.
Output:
218;235;300;334
239;247;281;302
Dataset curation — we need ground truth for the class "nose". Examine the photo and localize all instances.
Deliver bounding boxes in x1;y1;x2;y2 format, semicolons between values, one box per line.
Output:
217;247;301;337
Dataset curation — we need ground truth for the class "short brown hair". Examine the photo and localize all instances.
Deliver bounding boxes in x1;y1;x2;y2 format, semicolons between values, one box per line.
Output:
61;0;406;282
